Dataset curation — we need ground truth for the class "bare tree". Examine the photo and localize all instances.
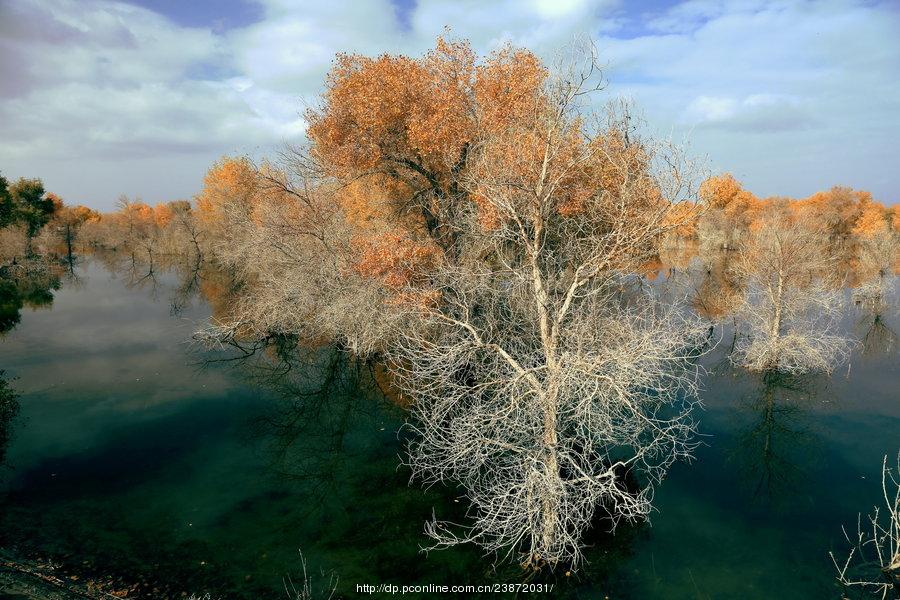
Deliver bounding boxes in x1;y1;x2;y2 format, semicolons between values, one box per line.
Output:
193;151;416;356
389;53;708;568
852;240;897;357
731;217;850;374
853;230;898;314
831;452;900;599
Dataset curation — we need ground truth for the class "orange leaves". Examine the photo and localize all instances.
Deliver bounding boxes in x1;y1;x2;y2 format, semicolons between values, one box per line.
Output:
153;203;174;228
555;186;594;218
196;157;258;224
698;173;764;233
307;37;552;249
46;192;65;213
339;175;417;231
308;39;474;180
352;231;440;290
121;201;154;225
308;36;549;188
699;173;746;210
411;37;477;172
471;191;503;230
474;45;547;136
692;174;894;246
57;204;100;226
74;206;100;223
662;202;700;238
852;203;891;238
793;186;869;239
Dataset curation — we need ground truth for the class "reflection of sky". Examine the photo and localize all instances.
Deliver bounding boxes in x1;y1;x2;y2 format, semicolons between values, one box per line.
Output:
1;0;898;209
0;260;262;472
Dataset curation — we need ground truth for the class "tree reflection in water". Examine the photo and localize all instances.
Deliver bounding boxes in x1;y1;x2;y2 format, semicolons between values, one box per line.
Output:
0;371;20;473
853;283;897;358
243;342;387;504
0;262;61;334
729;371;828;503
189;328;646;597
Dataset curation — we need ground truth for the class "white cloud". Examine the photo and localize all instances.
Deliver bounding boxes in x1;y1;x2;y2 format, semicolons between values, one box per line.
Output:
683;94;816;132
0;0;898;208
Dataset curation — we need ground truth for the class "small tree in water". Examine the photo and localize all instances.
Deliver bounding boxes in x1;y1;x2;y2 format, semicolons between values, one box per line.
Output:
731;213;850;374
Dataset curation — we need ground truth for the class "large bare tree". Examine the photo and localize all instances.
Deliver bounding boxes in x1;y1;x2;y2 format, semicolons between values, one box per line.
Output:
389;53;708;567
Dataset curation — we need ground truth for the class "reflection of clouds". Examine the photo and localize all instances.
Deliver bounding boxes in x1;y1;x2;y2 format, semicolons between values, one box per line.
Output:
0;259;248;472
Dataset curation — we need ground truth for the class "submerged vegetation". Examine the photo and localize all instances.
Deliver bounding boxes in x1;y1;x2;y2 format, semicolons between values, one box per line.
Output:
831;453;900;599
1;36;898;598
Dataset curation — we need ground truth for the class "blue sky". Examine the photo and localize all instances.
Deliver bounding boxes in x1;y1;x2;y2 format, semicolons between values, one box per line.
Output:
1;0;898;210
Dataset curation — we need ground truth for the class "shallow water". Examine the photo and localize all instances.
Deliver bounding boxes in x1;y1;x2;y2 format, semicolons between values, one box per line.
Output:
0;258;897;599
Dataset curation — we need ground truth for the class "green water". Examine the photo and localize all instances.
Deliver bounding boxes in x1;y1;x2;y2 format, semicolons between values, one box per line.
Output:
0;258;897;599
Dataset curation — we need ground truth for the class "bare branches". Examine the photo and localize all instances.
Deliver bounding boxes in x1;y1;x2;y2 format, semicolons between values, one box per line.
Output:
831;452;900;599
731;218;850;374
387;53;710;567
187;38;713;570
392;276;707;567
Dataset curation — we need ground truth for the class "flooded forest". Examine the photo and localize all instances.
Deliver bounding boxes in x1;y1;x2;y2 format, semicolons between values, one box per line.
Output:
1;39;899;600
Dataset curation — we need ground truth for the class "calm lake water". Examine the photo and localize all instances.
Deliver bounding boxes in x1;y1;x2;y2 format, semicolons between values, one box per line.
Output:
1;257;897;599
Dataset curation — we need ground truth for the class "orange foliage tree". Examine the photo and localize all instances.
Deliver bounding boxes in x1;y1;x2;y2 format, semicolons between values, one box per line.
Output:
195;157;260;228
696;173;759;249
306;38;552;285
53;202;100;257
307;38;698;293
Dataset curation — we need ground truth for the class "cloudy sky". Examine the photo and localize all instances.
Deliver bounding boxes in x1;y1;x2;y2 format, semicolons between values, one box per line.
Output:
1;0;898;210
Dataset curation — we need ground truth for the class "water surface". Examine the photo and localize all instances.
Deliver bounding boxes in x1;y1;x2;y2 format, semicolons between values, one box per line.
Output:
0;258;897;598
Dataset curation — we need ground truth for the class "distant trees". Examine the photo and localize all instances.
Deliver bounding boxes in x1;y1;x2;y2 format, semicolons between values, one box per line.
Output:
0;172;98;264
1;173;51;261
7;178;56;254
167;199;202;259
852;200;898;304
793;186;871;244
52;203;100;260
692;174;898;266
0;174;58;257
681;170;897;374
696;173;759;252
78;195;205;275
0;174;13;228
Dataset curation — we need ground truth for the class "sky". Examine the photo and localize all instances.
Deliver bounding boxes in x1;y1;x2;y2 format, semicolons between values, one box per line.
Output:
0;0;898;210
